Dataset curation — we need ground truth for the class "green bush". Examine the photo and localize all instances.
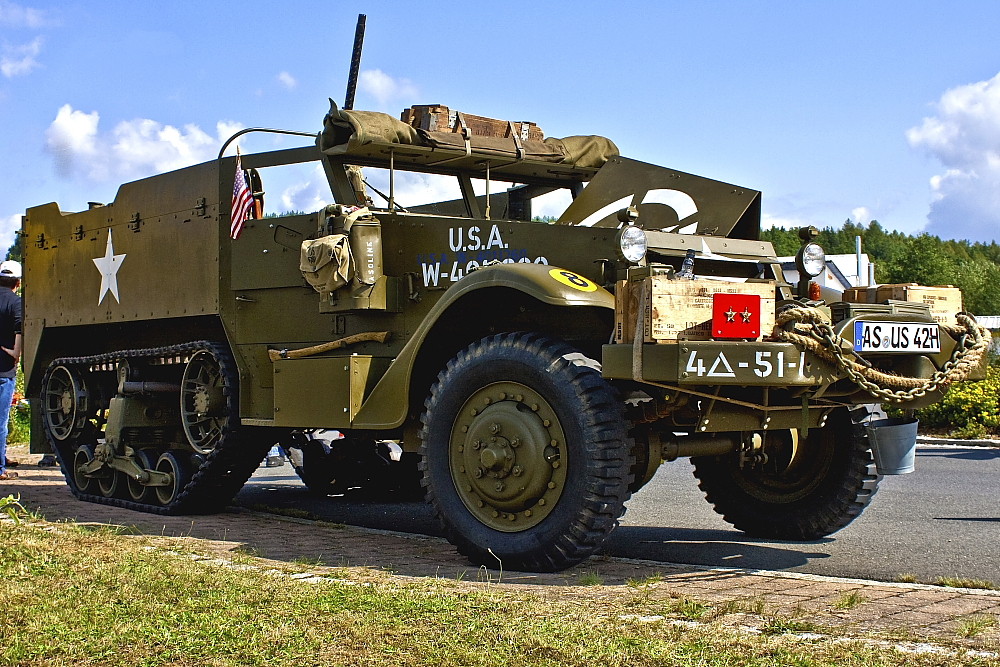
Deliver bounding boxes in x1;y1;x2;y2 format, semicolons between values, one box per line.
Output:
6;367;30;445
912;367;1000;439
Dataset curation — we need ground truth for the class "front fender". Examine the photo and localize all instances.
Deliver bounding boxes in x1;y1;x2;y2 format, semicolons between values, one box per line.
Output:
352;263;613;429
437;262;614;309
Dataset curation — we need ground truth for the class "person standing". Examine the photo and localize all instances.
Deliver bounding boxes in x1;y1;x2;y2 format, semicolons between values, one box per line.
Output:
0;260;22;481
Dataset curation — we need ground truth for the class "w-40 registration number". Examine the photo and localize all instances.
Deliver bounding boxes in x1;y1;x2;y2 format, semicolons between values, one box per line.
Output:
853;321;941;353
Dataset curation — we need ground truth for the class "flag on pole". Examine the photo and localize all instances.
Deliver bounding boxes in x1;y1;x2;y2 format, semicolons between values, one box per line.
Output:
231;150;254;240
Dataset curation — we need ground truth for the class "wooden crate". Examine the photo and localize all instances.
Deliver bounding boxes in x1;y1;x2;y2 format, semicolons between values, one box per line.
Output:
842;286;879;303
615;277;776;343
874;283;963;324
400;104;544;141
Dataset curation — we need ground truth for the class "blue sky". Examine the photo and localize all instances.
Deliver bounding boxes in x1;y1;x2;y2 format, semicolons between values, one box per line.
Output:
3;0;1000;254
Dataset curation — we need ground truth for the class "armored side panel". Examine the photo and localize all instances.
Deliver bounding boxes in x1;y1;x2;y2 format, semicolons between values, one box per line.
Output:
23;161;223;397
557;157;762;239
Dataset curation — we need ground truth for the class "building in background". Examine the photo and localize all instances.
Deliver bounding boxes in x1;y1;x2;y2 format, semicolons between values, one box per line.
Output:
779;253;874;292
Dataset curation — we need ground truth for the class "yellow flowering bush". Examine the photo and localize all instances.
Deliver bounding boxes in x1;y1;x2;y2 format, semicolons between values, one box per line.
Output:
914;367;1000;439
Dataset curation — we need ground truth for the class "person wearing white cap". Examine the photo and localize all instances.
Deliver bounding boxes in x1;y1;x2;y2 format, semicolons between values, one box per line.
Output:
0;260;22;481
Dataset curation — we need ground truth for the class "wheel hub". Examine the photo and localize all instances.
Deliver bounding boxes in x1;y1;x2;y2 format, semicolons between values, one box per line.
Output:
193;386;209;414
180;349;230;454
59;391;73;415
450;383;567;532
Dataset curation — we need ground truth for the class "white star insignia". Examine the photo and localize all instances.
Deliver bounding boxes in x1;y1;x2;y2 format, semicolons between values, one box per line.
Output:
93;229;126;305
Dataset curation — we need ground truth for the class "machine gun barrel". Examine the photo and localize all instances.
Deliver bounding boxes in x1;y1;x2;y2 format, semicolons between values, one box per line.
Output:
343;13;366;111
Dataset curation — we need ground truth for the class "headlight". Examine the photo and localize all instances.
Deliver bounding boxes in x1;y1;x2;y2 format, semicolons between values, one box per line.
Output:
796;242;825;277
617;225;647;264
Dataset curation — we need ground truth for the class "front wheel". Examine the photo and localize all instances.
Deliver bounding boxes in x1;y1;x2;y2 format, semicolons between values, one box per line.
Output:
420;333;633;572
691;410;880;540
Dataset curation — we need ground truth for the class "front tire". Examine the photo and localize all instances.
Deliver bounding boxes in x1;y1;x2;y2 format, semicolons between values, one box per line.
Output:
420;333;633;572
691;410;879;540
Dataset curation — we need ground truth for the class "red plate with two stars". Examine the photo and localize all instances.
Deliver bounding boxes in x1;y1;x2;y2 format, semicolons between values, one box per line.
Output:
712;293;761;339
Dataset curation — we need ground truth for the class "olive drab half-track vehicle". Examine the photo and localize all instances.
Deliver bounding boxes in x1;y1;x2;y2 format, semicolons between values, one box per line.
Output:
22;100;989;572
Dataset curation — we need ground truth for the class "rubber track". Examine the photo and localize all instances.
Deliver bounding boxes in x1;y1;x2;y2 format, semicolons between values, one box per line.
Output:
43;341;273;516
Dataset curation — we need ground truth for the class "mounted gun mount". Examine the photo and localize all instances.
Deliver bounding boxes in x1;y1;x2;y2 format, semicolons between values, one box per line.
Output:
22;98;988;572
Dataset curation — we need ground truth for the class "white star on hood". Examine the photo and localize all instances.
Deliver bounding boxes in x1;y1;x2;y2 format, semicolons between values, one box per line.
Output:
93;229;126;305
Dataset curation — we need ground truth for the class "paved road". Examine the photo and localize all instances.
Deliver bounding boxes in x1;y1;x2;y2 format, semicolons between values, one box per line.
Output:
236;445;999;584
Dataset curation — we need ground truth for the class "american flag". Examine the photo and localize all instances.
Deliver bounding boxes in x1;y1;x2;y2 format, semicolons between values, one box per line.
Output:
231;152;254;240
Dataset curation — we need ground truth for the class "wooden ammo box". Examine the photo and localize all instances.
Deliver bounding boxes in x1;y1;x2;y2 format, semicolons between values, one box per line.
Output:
842;286;879;303
873;283;963;324
616;277;776;343
400;104;545;141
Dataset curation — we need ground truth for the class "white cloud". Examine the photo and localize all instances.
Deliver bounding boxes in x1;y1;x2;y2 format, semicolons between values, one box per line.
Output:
1;36;42;78
533;189;572;219
761;212;809;230
277;71;297;90
45;104;100;178
850;206;872;225
280;165;330;212
0;213;20;253
0;1;48;28
360;169;460;209
45;104;243;183
358;69;418;109
907;71;1000;241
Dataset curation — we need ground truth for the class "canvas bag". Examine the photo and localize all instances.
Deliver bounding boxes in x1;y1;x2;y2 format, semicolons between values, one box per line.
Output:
300;234;353;293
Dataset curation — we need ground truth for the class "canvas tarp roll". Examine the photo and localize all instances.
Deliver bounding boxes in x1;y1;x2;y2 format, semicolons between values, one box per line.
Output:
318;101;618;169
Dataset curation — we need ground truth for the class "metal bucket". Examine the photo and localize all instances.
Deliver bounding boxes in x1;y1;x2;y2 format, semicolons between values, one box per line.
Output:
866;418;918;475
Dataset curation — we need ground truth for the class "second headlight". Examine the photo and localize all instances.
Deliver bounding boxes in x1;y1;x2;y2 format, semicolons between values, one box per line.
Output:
796;241;826;277
617;225;647;264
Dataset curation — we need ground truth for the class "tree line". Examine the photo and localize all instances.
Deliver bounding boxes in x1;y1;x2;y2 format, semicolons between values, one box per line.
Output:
761;220;1000;316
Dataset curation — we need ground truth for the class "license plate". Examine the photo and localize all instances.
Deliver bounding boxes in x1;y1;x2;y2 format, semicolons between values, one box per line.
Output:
853;321;941;353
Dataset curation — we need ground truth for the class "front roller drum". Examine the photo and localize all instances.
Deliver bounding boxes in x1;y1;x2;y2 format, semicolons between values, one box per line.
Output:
42;365;90;443
420;332;634;572
180;347;235;455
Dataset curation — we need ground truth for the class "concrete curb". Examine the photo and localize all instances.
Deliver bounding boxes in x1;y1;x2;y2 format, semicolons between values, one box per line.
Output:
917;436;1000;448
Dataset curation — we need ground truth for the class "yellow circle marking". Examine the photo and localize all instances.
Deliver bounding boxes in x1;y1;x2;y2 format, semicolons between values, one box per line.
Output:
549;268;598;292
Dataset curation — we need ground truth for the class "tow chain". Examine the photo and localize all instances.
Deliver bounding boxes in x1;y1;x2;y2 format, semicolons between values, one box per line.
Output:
772;307;990;403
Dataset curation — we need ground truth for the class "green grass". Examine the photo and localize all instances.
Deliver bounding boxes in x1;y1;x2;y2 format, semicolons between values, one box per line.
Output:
0;494;26;524
833;591;868;610
958;614;998;638
934;577;998;591
759;617;818;636
0;516;992;666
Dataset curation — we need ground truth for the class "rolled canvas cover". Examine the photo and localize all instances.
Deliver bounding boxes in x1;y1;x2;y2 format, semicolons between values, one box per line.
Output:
318;101;617;169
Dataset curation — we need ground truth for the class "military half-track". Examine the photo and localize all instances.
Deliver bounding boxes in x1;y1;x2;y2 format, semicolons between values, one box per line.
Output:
22;100;989;572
